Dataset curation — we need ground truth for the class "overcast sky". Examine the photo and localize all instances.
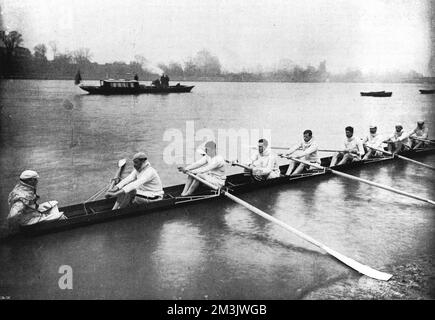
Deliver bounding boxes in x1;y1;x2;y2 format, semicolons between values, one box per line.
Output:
0;0;432;74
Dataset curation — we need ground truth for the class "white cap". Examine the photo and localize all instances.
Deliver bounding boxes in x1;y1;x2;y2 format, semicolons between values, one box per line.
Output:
20;170;39;180
369;125;377;129
133;152;147;161
417;120;424;124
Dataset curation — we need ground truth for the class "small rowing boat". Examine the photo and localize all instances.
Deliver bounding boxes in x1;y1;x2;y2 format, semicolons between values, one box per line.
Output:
419;89;435;94
79;79;194;95
18;146;435;236
360;91;392;97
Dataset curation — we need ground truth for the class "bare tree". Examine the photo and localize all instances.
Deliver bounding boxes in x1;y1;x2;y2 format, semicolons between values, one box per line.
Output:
0;30;24;57
134;55;149;67
33;44;48;60
72;48;92;65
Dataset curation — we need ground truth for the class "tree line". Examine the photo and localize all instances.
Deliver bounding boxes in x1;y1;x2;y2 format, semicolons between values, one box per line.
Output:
0;30;427;83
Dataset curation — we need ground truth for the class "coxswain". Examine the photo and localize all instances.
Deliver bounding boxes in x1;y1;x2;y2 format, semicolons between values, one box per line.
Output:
384;124;411;154
330;126;365;167
245;138;280;180
409;120;429;149
362;125;384;160
7;170;66;227
105;152;164;210
178;141;226;196
284;130;320;176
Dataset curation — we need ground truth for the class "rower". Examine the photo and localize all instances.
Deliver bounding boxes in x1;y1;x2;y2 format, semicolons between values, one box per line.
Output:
284;130;320;176
362;125;384;160
178;141;226;196
330;126;365;167
105;152;164;210
246;138;281;180
409;120;429;149
384;124;411;154
7;170;66;227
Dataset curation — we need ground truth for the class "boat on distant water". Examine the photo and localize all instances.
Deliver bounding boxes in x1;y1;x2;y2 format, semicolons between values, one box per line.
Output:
419;89;435;94
360;91;392;97
79;79;194;95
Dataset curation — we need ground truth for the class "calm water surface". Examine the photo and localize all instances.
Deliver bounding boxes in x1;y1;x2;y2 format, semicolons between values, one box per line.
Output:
0;80;434;299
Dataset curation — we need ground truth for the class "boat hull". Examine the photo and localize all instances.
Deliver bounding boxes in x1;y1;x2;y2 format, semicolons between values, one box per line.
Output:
360;91;392;97
18;147;435;236
79;85;194;95
419;89;435;94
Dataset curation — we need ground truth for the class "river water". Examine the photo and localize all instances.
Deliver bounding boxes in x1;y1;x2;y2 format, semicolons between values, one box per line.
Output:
0;80;434;299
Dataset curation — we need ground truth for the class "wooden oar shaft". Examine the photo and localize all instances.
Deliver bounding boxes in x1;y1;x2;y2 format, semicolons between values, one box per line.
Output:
318;149;346;153
271;146;345;153
410;136;434;144
367;146;435;170
331;170;435;205
225;160;251;171
284;156;435;205
270;146;290;150
109;164;126;189
87;159;127;202
185;171;392;281
85;183;111;203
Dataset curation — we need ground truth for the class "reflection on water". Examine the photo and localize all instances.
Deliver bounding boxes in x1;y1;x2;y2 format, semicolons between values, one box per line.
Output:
0;80;434;299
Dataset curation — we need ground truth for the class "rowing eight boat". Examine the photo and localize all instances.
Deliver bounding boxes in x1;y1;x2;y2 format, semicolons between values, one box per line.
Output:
19;147;435;236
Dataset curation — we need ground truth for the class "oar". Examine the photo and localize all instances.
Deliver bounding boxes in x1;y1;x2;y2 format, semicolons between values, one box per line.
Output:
258;146;349;153
84;183;111;203
410;137;435;144
280;155;435;205
109;158;127;189
367;146;435;170
225;159;252;171
86;158;127;203
184;171;392;281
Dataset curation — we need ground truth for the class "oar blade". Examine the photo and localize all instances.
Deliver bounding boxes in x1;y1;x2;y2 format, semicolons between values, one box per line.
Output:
325;247;392;281
118;158;127;167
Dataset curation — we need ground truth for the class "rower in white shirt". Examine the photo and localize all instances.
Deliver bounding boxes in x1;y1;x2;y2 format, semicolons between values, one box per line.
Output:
409;120;429;149
362;125;384;160
246;138;281;180
178;141;226;196
384;124;411;154
330;126;365;167
105;152;164;210
284;130;320;176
